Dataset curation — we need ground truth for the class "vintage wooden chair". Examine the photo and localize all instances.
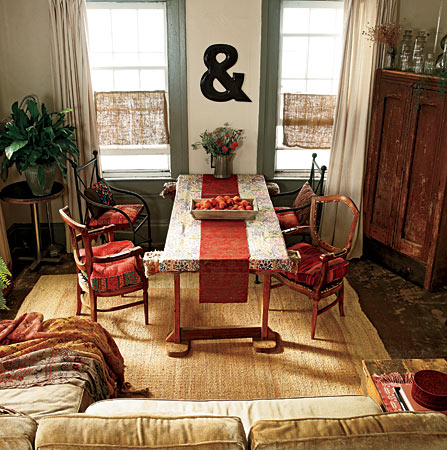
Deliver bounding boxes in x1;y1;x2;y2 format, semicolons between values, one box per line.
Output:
70;150;152;250
271;195;359;339
59;206;149;324
271;153;327;239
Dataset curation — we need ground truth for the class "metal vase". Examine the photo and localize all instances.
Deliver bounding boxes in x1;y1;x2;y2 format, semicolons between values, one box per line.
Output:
24;164;56;196
211;153;235;179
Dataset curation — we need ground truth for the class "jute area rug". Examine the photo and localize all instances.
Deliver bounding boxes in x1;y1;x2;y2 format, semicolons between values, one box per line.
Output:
18;273;389;400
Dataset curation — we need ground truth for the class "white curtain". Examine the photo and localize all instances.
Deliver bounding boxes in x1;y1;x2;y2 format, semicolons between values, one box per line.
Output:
321;0;398;259
48;0;98;249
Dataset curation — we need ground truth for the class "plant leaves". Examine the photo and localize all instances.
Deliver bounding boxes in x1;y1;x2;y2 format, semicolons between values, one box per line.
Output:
5;140;28;159
26;100;40;121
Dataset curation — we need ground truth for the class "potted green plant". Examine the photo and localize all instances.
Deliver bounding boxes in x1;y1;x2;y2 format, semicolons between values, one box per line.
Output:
0;99;79;196
0;256;11;310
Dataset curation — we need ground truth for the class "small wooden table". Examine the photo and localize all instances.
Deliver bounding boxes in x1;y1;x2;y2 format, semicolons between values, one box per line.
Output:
0;181;65;271
362;358;447;410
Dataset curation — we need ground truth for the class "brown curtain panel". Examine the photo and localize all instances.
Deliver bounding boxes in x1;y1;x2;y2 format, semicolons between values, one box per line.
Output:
283;93;336;149
95;91;169;146
48;0;98;249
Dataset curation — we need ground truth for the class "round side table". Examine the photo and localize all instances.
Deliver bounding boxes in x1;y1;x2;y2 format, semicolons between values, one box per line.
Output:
0;181;65;271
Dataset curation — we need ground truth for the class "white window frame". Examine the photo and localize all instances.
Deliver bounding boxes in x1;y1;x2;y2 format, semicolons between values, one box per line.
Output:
276;1;343;176
86;1;175;179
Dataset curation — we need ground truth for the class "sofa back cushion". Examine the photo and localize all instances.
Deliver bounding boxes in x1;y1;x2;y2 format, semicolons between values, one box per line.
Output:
35;414;247;449
0;416;37;450
249;412;447;450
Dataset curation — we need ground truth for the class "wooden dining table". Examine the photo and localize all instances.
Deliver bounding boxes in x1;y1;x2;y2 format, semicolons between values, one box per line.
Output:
143;174;295;356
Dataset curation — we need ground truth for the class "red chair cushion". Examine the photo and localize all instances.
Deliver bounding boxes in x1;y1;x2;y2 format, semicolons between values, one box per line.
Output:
274;207;299;230
80;240;141;292
280;242;349;287
87;204;144;228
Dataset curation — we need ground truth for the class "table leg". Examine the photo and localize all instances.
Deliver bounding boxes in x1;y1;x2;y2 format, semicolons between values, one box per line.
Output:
253;273;278;352
166;273;190;357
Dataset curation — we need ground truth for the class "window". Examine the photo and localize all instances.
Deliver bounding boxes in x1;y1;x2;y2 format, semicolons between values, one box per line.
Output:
258;0;344;178
86;0;187;179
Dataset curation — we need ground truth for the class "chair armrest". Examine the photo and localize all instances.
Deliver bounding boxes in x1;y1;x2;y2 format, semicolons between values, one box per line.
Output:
319;248;348;262
92;246;144;264
87;224;116;236
108;184;150;212
282;225;310;236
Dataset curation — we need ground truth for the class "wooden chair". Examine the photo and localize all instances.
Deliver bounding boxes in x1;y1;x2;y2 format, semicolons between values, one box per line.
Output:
70;150;152;250
59;206;149;324
271;153;327;239
271;195;359;339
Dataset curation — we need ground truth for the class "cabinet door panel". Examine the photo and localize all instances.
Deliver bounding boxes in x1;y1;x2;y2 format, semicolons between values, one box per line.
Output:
364;78;410;246
394;89;445;262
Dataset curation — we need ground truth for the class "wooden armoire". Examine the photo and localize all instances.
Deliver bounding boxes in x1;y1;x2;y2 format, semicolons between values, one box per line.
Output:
364;69;447;291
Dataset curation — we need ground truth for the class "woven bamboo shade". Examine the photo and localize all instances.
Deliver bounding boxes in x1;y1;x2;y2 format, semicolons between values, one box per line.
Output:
283;93;336;149
95;91;169;146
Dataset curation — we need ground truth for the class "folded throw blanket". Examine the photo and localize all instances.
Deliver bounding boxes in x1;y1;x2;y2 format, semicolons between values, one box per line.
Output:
0;313;124;401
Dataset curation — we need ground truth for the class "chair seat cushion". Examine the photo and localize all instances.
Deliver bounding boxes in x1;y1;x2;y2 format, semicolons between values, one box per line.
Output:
274;207;300;230
80;241;142;292
87;204;144;228
279;242;349;287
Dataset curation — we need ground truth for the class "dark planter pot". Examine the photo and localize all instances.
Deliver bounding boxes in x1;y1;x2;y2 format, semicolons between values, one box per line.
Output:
24;164;56;196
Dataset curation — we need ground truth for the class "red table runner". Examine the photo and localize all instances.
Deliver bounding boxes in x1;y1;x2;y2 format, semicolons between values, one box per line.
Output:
199;175;249;303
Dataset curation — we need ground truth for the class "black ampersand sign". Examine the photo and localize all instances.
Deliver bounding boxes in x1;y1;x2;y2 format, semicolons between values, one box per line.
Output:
200;44;251;102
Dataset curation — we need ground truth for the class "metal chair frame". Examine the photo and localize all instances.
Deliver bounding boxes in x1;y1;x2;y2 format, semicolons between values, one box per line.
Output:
70;150;152;250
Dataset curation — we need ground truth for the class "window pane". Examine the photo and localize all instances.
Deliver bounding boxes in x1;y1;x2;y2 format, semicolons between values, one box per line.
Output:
140;52;166;66
90;52;113;68
111;9;139;53
281;79;306;94
114;70;140;90
309;8;337;34
307;37;335;78
306;79;333;94
101;154;170;171
140;69;166;90
282;37;308;78
138;9;165;53
91;69;114;91
87;9;112;52
282;7;309;34
276;149;330;171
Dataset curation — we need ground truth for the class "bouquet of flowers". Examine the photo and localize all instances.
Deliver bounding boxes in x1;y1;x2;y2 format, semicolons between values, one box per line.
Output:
363;23;401;48
192;122;244;157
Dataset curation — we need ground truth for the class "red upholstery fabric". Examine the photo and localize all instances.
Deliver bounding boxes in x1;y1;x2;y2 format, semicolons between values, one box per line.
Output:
292;181;316;225
279;242;349;286
87;204;144;228
274;207;300;230
79;240;141;292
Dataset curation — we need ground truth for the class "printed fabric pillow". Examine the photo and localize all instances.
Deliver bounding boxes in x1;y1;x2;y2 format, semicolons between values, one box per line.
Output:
292;181;316;225
84;179;116;219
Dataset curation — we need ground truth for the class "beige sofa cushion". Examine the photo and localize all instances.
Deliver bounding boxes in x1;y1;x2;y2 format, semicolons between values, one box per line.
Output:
249;412;447;450
35;414;247;449
85;395;382;434
0;416;37;450
0;384;93;421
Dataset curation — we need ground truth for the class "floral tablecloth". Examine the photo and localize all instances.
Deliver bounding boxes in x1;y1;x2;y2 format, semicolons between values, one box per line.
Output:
143;174;291;274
